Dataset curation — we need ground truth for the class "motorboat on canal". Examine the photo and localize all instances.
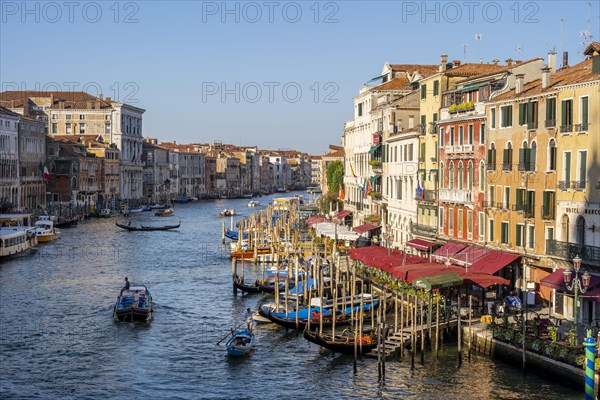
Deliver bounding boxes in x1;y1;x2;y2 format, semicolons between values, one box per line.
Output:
225;329;255;356
155;208;174;217
247;200;260;207
34;216;61;243
0;214;38;259
99;209;120;218
113;284;153;322
220;209;236;217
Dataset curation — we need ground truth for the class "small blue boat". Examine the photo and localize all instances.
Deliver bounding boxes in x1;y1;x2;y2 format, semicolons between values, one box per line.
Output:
225;329;255;356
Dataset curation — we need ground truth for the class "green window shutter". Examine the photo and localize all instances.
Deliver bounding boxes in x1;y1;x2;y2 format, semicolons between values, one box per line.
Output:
433;113;438;122
519;103;526;125
516;189;523;210
565;152;571;183
526;102;534;124
546;98;555;121
543;191;549;215
561;100;567;125
516;226;522;246
582;97;589;125
518;148;525;171
508;106;512;126
433;81;439;96
421;84;427;99
529;147;536;171
580;151;587;183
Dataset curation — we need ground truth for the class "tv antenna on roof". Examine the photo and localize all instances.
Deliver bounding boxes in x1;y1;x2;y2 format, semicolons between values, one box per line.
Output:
475;34;482;61
462;43;468;61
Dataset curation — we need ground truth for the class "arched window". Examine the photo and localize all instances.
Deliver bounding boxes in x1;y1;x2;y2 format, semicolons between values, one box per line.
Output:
468;161;473;190
488;143;496;170
548;139;557;171
449;162;455;189
576;216;585;245
479;161;485;191
530;141;537;172
561;214;569;242
458;162;464;190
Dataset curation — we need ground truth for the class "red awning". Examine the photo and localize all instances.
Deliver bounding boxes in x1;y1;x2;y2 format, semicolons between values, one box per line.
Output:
306;215;327;226
336;210;352;219
581;287;600;303
450;246;490;267
352;223;381;234
432;242;468;263
406;238;437;252
469;251;521;274
461;272;510;287
540;269;600;291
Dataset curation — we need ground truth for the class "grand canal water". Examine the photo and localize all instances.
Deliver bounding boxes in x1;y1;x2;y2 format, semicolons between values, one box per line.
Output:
0;195;582;399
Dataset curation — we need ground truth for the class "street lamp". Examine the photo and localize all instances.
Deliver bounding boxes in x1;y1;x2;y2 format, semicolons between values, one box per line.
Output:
563;255;590;345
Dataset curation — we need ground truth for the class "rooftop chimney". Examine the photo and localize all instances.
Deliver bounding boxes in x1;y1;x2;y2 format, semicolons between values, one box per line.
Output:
562;51;569;69
440;54;448;72
493;59;499;65
452;60;461;67
105;97;111;103
98;93;103;100
505;58;513;66
548;51;557;72
515;74;524;94
541;66;552;88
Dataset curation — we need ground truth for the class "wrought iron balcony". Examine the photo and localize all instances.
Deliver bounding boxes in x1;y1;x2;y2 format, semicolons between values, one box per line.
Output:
546;239;600;265
541;205;555;220
575;123;589;132
411;223;437;237
560;125;573;134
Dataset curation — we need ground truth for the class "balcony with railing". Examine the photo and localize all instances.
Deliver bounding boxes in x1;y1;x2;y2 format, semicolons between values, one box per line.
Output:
415;189;437;202
411;223;437;238
575;123;589;133
546;239;600;266
428;122;437;134
439;188;472;204
559;181;587;191
419;124;426;136
523;204;535;219
541;204;555;220
445;144;474;154
560;125;573;134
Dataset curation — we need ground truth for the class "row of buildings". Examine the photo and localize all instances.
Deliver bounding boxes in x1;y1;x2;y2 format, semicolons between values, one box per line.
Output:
0;91;313;211
338;43;600;322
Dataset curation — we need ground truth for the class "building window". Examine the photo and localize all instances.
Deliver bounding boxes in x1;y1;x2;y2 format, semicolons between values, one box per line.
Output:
467;161;473;191
421;84;427;100
563;151;572;187
515;188;525;211
527;225;535;249
503;142;513;170
501;222;509;244
450;127;455;145
433;81;439;96
458;209;463;236
546;97;556;126
577;150;587;188
500;105;512;128
504;187;510;210
51;123;57;134
548;139;556;171
358;103;363;117
439;162;444;189
487;144;496;170
518;101;538;127
516;224;524;247
459;126;464;145
66;114;72;120
489;219;495;242
66;123;72;134
79;114;85;120
490;108;496;129
439;207;444;229
576;216;585;245
458;163;463;190
449;208;454;234
479;161;485;191
79;123;86;134
52;114;57;120
468;125;474;145
467;210;473;239
440;128;445;146
449;163;454;189
561;99;573;131
489;185;495;205
579;96;589;130
542;191;555;219
478;212;485;241
105;124;111;134
561;214;570;242
480;123;486;144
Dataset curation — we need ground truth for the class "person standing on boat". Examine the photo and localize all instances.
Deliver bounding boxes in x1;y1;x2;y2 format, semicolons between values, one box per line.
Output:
121;277;130;294
245;308;254;334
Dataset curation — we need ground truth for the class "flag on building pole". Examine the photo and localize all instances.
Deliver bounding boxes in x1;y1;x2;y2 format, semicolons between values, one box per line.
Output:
362;178;368;199
43;164;51;182
417;182;424;199
338;184;345;200
365;178;372;197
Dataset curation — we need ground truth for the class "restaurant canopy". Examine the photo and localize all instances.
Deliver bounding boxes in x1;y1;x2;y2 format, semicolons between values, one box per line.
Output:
336;210;352;219
406;238;437;252
461;272;510;287
306;215;328;226
414;272;464;290
469;251;521;274
313;222;359;241
450;246;490;267
432;242;468;263
352;223;381;234
540;269;600;291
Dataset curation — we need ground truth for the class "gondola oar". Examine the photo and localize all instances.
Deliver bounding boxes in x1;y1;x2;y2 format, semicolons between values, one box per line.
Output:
216;321;246;345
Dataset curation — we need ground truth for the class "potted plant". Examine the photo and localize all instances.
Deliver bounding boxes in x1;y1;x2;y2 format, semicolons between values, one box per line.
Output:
449;103;458;113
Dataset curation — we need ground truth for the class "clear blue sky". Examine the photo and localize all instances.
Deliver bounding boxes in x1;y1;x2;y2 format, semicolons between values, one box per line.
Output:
1;1;598;154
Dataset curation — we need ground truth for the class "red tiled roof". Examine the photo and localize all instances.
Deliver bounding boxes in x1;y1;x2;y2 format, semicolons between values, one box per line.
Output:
389;64;439;78
371;77;411;91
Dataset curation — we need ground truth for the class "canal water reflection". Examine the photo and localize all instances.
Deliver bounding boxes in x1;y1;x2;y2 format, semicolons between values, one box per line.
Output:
0;197;581;399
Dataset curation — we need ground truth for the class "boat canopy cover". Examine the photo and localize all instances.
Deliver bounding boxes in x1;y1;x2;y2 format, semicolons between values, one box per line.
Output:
413;272;463;290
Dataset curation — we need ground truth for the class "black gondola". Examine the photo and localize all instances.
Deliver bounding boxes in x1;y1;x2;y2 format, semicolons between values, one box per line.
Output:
303;328;378;355
257;281;294;294
115;221;181;231
233;275;261;294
